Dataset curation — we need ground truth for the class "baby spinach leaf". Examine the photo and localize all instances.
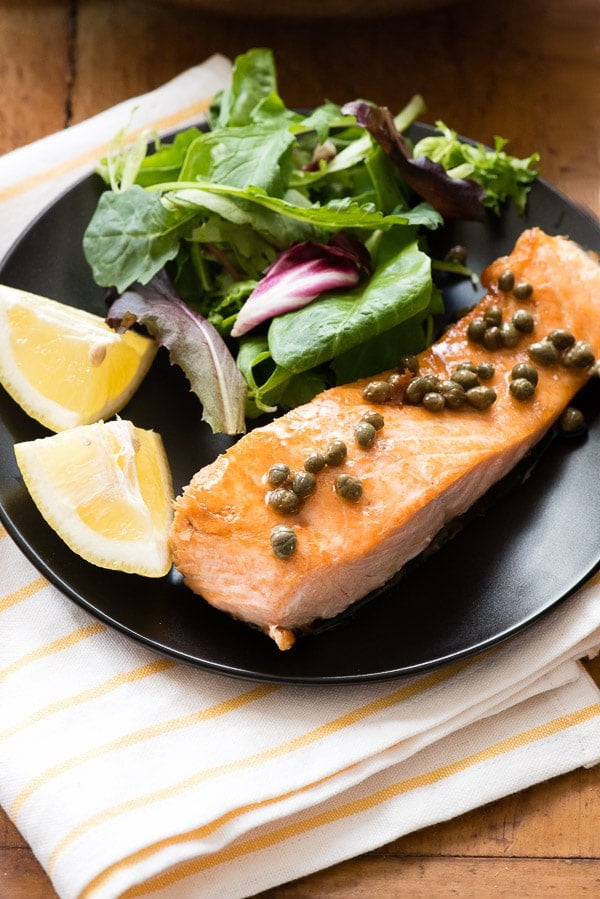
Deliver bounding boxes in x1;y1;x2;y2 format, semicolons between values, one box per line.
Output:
268;230;432;374
331;288;443;382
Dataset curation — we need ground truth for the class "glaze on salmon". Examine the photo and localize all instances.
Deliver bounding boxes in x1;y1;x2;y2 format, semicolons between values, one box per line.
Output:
169;229;600;649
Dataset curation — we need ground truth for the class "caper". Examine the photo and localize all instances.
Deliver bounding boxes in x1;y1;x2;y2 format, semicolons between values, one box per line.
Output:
267;463;291;487
483;326;503;350
528;339;559;366
324;439;347;466
466;385;497;410
361;410;385;431
483;305;503;327
399;354;419;374
291;470;317;498
561;340;595;369
361;379;392;404
445;244;468;265
512;309;535;333
355;420;377;448
270;525;297;560
268;487;301;515
304;452;326;474
511;362;538;386
439;381;466;408
498;270;515;292
451;368;480;391
512;281;533;300
559;406;587;437
456;361;478;373
438;378;461;394
387;373;404;396
335;473;363;502
467;318;488;343
405;375;438;405
547;328;575;351
509;377;536;401
477;361;495;381
422;391;446;412
500;322;520;348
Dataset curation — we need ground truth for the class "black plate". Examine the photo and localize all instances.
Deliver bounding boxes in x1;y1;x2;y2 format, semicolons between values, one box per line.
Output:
1;123;599;684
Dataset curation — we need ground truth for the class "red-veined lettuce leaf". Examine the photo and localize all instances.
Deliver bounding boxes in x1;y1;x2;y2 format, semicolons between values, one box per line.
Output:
106;271;247;435
342;100;487;221
231;234;370;337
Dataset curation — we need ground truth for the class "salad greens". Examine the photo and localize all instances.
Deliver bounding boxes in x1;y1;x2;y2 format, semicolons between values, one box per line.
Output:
412;122;540;216
107;271;247;435
83;47;540;434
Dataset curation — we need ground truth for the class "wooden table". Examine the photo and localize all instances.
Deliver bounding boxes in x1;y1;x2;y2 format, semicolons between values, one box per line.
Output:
1;0;599;895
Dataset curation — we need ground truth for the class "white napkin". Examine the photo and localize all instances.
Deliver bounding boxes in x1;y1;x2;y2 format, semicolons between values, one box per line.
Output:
1;57;599;899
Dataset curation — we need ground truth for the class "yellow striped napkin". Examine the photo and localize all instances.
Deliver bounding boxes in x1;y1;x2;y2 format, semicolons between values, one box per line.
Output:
1;57;600;899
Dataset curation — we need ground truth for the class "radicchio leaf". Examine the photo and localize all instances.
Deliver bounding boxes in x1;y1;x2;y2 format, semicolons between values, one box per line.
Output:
230;234;370;338
107;270;247;435
342;100;487;221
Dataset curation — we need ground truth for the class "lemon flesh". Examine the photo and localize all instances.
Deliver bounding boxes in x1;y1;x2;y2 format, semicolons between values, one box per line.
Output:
14;420;174;577
0;284;157;431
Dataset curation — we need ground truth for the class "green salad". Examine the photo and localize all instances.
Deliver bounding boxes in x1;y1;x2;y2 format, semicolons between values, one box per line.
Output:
83;47;540;435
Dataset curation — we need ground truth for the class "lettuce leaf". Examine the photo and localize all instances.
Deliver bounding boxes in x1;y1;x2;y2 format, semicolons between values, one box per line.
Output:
106;271;247;435
343;101;487;221
413;121;540;215
230;236;368;337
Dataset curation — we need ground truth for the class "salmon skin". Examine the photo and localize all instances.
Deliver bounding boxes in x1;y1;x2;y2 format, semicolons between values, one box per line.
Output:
169;229;600;650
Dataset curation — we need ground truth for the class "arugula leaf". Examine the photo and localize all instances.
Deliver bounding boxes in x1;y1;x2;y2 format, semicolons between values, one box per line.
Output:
170;183;442;232
178;123;296;196
171;186;322;249
135;128;202;187
83;185;198;291
289;94;426;192
268;229;432;374
106;271;247;434
214;48;279;128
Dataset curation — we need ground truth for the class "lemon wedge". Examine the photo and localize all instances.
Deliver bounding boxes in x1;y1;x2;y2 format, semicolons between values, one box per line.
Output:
0;283;157;431
14;420;174;577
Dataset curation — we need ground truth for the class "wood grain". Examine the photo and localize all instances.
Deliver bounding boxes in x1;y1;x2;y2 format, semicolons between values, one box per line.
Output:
0;0;71;154
68;0;599;215
1;0;599;895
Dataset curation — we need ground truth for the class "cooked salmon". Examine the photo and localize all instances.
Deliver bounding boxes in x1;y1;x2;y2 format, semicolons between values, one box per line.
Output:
169;228;600;649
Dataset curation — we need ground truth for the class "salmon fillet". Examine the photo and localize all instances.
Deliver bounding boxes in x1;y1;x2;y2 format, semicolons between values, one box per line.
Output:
169;228;600;649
